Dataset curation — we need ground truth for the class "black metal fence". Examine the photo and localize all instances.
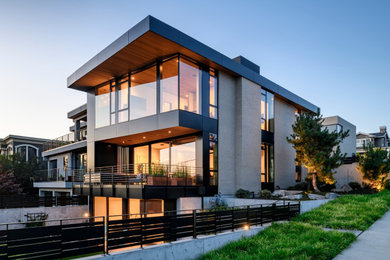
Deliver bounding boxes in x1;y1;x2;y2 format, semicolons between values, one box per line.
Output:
0;195;88;209
107;202;300;251
0;201;300;259
0;217;105;259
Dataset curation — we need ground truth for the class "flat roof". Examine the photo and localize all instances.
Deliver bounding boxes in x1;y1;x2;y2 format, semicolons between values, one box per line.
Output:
67;103;87;119
67;15;318;113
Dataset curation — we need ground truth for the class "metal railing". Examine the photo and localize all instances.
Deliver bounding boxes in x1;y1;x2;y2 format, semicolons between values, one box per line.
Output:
34;168;74;182
72;163;203;187
0;201;300;259
43;132;87;151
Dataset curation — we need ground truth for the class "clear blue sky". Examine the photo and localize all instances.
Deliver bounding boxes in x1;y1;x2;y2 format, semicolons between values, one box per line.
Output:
0;0;389;138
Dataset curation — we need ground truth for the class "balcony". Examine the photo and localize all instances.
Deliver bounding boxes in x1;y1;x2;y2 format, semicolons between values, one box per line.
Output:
72;163;205;199
33;168;74;189
43;131;87;152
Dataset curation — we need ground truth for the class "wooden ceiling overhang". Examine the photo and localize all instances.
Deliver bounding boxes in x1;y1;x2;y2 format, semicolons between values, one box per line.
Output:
67;16;318;113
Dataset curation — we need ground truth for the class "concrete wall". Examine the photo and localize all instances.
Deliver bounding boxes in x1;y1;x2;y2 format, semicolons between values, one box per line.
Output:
218;71;237;195
323;116;356;156
176;197;202;213
85;226;266;260
234;78;261;193
0;205;88;229
274;98;296;189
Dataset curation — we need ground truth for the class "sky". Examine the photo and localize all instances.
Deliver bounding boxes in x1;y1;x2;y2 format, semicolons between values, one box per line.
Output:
0;0;389;139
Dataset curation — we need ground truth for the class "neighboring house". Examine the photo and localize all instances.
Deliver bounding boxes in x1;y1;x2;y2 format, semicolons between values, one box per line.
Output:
356;126;390;154
0;135;48;161
33;104;87;197
65;16;319;217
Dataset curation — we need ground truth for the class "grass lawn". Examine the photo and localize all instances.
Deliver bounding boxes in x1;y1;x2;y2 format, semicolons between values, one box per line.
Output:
199;222;356;260
293;190;390;230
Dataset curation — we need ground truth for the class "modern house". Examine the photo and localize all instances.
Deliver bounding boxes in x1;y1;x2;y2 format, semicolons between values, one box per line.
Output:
66;16;318;217
0;135;48;161
33;104;87;196
356;126;390;154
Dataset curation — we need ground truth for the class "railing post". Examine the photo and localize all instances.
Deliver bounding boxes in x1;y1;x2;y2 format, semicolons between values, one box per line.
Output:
104;216;108;255
260;204;263;226
193;210;197;239
288;202;291;221
140;213;143;249
247;206;250;226
231;207;235;232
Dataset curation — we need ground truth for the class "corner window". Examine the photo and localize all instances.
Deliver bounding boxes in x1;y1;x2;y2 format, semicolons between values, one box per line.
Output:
95;84;110;128
209;133;218;186
160;58;178;113
130;66;157;120
179;58;201;114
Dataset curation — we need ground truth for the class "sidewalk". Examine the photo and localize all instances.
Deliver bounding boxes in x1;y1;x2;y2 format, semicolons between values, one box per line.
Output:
334;210;390;260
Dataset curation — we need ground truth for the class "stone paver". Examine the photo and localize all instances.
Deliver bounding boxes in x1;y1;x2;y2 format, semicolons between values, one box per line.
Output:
334;210;390;260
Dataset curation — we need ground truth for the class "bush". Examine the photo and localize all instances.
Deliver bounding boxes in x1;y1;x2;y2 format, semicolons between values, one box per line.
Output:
318;182;336;192
259;189;271;199
235;188;251;198
349;182;361;190
288;182;309;191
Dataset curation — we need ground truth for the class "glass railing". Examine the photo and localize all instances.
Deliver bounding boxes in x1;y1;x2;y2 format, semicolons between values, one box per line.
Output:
43;132;87;151
34;168;74;182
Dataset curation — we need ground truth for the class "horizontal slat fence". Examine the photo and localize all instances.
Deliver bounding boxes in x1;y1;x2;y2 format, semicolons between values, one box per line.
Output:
0;217;104;260
107;202;300;251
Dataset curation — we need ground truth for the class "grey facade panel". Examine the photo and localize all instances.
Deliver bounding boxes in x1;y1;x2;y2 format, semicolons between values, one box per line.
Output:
67;16;318;113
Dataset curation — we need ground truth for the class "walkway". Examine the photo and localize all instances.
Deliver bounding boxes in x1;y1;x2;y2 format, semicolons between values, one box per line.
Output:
335;210;390;260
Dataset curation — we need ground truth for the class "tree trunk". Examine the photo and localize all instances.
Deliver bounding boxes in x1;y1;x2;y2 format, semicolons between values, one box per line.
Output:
312;172;320;192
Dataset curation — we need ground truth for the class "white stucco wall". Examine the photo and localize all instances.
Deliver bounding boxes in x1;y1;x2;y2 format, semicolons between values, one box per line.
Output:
274;98;296;189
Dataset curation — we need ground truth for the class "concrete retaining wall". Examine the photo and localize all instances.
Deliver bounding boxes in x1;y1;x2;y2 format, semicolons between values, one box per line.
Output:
0;205;89;229
84;226;266;260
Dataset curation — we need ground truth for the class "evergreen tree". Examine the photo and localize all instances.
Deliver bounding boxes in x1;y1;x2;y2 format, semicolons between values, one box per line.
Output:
287;112;349;192
357;143;390;190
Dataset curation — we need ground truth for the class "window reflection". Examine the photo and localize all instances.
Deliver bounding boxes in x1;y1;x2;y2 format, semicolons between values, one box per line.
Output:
118;79;129;123
130;66;157;120
209;72;218;119
179;59;200;114
160;58;178;113
95;84;110;128
261;89;274;132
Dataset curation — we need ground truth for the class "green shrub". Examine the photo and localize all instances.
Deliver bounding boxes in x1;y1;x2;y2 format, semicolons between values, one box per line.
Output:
287;182;309;190
235;188;251;198
318;182;336;192
259;189;271;199
384;179;390;190
349;182;361;190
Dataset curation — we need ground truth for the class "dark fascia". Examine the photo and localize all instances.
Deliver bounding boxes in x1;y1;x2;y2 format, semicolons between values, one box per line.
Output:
67;15;318;113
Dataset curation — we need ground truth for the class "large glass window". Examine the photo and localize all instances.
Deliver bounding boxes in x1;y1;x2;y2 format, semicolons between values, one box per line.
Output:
95;84;110;128
130;66;157;120
261;143;274;183
110;84;116;125
118;78;129;123
28;146;37;161
209;133;218;186
179;58;201;114
209;70;218;119
160;58;178;113
261;89;274;132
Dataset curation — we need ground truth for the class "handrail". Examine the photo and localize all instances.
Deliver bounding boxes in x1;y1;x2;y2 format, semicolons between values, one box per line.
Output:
72;163;203;186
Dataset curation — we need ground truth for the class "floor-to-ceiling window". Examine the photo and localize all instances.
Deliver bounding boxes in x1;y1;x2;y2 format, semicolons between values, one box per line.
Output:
261;89;274;132
209;70;218;119
209;133;218;186
261;143;274;188
179;59;201;114
130;66;157;119
160;57;179;113
117;78;129;123
95;83;110;128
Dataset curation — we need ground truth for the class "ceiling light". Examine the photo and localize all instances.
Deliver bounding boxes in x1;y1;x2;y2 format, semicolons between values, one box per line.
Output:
142;136;146;139
168;130;172;134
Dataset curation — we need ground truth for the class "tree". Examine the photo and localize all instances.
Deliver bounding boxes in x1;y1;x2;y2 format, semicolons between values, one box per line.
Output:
287;112;349;192
357;143;390;190
0;165;23;195
0;154;44;194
